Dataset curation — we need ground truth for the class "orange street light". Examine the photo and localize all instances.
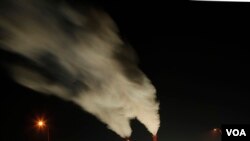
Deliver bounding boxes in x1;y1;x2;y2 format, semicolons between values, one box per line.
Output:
36;119;50;141
37;120;45;128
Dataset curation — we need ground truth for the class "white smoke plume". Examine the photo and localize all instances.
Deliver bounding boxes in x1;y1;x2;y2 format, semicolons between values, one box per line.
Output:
0;0;160;138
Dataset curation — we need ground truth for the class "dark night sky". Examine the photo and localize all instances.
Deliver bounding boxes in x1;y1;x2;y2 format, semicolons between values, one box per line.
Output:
1;1;250;141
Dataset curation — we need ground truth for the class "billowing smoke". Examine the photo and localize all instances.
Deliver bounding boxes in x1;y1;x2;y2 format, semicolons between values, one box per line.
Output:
0;0;160;138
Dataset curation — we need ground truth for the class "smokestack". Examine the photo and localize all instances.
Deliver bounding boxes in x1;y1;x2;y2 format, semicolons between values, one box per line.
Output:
0;0;160;139
124;137;131;141
153;135;158;141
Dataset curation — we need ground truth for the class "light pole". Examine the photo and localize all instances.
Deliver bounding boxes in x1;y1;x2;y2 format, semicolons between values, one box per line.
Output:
36;119;50;141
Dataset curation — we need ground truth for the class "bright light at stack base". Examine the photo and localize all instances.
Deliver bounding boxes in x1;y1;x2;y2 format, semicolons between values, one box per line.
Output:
192;0;250;2
37;120;45;128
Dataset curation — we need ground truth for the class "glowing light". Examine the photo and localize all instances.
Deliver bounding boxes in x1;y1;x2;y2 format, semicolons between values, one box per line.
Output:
37;120;45;128
212;128;222;135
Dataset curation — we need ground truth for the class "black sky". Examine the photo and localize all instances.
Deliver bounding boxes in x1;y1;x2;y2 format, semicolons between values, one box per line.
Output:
1;1;250;141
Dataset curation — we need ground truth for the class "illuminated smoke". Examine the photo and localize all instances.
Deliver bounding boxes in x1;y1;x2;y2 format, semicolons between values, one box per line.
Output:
0;0;160;138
